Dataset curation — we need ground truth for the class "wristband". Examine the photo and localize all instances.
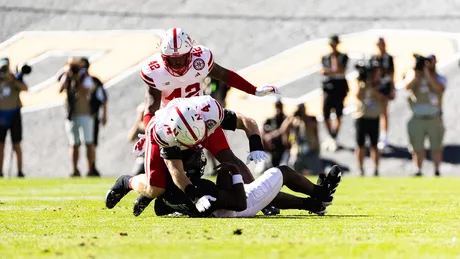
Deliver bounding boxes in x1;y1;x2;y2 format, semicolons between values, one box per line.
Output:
143;113;153;129
249;134;264;152
232;174;243;185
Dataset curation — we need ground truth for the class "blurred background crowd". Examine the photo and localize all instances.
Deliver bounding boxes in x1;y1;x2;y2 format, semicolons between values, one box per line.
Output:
0;33;449;178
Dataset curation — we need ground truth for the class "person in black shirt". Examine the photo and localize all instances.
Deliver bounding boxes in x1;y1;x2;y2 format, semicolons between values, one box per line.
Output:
370;38;395;150
80;58;108;176
320;35;349;151
262;100;288;167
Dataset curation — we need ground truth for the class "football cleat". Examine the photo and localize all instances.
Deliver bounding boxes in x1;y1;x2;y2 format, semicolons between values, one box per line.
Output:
306;197;327;216
320;165;342;207
133;195;154;217
262;205;280;216
105;175;132;209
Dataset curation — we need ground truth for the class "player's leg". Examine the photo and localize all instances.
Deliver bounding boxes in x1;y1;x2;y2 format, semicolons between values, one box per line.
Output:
278;165;341;207
131;139;168;216
105;140;166;210
210;128;279;215
233;167;284;217
269;191;325;215
276;165;329;201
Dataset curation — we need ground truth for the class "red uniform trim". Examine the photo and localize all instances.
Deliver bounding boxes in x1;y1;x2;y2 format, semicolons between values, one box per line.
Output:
173;28;177;49
143;113;153;129
226;70;256;95
175;107;198;141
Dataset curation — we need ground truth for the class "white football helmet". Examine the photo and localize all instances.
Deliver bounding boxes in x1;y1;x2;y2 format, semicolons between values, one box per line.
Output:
170;104;208;149
160;28;194;76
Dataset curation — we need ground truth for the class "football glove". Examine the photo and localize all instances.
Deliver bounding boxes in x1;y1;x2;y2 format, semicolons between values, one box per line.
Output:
195;195;217;213
132;134;146;156
255;85;280;96
246;150;269;165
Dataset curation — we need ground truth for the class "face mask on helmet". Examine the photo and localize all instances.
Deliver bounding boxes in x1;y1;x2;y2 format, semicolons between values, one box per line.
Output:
160;28;194;76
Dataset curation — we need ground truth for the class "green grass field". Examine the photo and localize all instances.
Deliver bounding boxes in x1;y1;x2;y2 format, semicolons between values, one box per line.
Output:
1;177;460;259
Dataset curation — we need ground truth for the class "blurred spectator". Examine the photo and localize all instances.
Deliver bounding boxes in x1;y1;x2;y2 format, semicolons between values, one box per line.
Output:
353;59;385;176
261;100;289;167
371;38;395;150
81;57;108;177
0;57;28;178
58;57;96;177
206;77;230;108
127;102;145;176
320;34;349;151
405;55;445;177
288;104;322;175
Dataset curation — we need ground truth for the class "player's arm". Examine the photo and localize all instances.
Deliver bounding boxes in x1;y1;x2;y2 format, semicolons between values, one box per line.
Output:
214;163;247;212
143;86;161;128
220;109;267;165
208;62;278;96
162;147;214;212
164;159;193;192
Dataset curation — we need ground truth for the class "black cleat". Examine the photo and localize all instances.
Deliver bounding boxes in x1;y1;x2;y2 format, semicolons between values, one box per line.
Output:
316;173;327;186
70;170;81;177
262;205;280;216
0;172;3;178
105;175;132;209
17;171;25;178
305;197;327;216
87;169;101;177
133;195;154;217
321;165;342;207
413;171;423;177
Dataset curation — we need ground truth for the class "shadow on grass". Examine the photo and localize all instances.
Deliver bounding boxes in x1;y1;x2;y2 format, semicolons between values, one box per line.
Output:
253;214;371;219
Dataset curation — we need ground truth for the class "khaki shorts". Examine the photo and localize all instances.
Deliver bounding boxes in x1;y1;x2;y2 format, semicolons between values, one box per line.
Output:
65;115;94;146
407;115;444;152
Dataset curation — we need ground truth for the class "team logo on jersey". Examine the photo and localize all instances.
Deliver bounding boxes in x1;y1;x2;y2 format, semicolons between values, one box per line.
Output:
193;58;205;71
205;119;217;130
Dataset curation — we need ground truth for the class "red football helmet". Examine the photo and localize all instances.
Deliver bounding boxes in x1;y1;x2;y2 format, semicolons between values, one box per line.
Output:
160;28;194;77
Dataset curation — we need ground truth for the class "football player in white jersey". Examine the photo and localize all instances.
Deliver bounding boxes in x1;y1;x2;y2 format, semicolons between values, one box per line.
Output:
105;28;279;214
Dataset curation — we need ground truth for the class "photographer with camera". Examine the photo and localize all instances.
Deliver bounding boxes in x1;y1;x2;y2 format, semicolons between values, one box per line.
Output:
371;38;395;150
320;35;349;152
405;54;445;177
58;57;96;177
353;59;385;176
0;57;28;178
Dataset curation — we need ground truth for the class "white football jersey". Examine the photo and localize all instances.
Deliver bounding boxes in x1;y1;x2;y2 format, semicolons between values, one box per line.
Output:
140;45;215;107
146;95;224;150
